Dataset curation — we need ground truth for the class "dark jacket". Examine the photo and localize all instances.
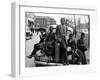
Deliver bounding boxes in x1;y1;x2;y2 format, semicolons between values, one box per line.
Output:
77;38;87;53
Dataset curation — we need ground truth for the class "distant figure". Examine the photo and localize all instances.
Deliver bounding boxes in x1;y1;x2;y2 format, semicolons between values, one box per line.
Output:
77;32;87;64
55;17;68;64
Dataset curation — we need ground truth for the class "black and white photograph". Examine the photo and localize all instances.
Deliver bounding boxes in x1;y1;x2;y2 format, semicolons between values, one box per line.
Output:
10;1;99;78
25;12;90;67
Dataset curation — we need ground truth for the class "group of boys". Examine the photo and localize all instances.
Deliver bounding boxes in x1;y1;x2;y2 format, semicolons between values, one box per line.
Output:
27;17;87;65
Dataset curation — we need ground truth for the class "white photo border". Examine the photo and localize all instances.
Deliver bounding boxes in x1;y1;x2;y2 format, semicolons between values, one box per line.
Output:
12;2;96;77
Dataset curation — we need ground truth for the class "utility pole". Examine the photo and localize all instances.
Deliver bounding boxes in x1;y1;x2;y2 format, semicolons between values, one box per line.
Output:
74;15;77;38
88;15;90;48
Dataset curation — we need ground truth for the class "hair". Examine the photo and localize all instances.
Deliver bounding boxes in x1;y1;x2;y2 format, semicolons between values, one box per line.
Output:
81;32;85;36
60;17;66;21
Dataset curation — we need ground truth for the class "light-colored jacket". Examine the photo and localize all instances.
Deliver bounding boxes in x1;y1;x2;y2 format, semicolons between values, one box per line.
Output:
56;24;68;42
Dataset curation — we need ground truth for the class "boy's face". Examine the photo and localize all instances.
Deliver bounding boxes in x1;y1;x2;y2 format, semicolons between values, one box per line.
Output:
49;27;53;32
69;33;73;39
81;34;85;39
61;18;66;25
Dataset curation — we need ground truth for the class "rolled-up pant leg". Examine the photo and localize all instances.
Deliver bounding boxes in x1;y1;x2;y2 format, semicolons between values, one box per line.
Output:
31;43;44;56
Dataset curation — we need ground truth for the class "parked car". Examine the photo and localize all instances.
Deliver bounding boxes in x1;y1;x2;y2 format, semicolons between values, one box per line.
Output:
26;30;33;40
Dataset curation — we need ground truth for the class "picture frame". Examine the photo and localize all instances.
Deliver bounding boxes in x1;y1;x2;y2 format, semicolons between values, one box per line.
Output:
11;2;96;78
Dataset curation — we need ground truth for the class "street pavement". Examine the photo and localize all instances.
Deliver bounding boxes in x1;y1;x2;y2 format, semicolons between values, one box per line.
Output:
25;32;40;67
